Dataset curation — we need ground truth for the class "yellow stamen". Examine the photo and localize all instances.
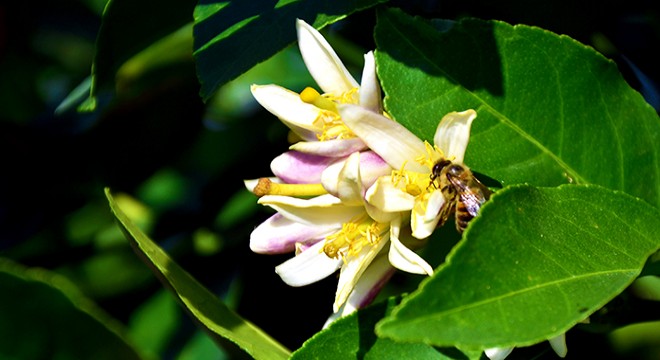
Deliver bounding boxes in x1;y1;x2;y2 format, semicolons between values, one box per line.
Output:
252;178;327;197
391;161;408;186
300;87;338;112
326;87;359;105
416;141;445;170
323;215;386;261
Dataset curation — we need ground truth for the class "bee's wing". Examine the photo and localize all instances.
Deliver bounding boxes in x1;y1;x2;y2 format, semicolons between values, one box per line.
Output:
458;178;491;217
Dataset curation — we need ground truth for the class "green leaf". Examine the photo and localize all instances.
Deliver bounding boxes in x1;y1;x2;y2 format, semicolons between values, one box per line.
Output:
291;297;449;359
105;188;290;360
377;184;660;350
375;8;660;207
127;290;180;358
193;0;387;101
85;0;197;110
0;259;142;360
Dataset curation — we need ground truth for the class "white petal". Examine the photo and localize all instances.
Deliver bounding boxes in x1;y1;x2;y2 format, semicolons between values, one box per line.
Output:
250;213;333;254
434;109;477;163
339;104;428;173
335;152;364;204
289;138;368;157
363;202;399;224
258;194;364;227
548;333;567;358
322;151;392;197
358;51;382;112
296;19;358;95
251;84;321;140
388;217;433;275
334;233;389;312
411;197;444;240
484;347;514;360
424;189;447;222
270;151;335;184
323;254;394;328
275;240;342;286
365;177;415;212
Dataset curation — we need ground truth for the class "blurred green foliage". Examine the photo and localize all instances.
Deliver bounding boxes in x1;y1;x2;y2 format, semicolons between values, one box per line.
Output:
0;0;658;359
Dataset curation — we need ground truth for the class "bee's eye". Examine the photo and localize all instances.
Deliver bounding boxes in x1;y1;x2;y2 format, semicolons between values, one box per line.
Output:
432;159;451;175
447;165;464;176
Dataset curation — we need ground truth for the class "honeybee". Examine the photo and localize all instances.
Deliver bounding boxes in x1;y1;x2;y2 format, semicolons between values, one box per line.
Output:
430;159;491;234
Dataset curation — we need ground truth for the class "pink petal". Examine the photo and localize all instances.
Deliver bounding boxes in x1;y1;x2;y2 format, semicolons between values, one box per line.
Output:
270;151;335;184
289;138;368;157
321;151;391;197
250;213;335;254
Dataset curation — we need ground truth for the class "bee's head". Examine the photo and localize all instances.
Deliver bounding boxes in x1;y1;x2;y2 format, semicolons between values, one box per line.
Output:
431;159;452;178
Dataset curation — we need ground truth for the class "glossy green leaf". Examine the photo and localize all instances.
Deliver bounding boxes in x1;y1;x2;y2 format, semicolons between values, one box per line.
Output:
193;0;387;101
0;259;142;360
84;0;197;110
105;188;290;360
291;297;447;360
375;8;660;207
377;184;660;350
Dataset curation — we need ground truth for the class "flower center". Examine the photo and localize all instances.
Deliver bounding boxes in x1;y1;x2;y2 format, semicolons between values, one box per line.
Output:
300;87;359;141
388;141;448;201
323;214;386;260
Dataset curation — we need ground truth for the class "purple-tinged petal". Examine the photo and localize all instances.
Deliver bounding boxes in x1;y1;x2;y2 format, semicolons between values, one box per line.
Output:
323;254;394;327
275;240;342;287
354;151;392;189
434;109;476;163
289;137;368;157
334;232;389;312
270;151;335;184
322;151;391;197
339;104;428;173
250;213;334;254
296;19;358;96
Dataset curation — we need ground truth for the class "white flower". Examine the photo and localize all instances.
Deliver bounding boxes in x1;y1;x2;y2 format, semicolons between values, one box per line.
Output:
250;19;382;158
247;152;433;315
339;104;477;239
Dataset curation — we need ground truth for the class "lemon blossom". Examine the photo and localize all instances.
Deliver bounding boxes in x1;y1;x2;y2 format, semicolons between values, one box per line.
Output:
338;104;477;239
250;19;382;158
249;19;392;197
246;152;433;317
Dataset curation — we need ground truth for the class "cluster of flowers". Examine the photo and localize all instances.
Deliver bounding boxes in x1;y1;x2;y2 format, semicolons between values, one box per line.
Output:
244;20;565;359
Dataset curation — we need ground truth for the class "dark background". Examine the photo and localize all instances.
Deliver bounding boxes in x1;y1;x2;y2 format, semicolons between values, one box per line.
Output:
1;0;658;358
